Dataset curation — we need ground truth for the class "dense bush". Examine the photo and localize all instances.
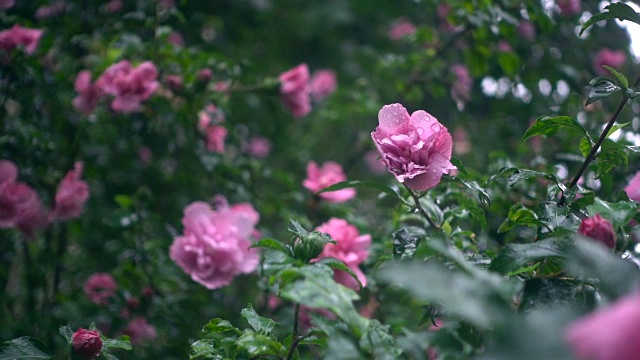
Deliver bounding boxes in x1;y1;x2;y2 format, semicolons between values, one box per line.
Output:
1;0;640;359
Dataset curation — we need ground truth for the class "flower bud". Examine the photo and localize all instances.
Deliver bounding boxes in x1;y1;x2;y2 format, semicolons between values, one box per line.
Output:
578;214;616;249
293;231;332;263
71;328;102;360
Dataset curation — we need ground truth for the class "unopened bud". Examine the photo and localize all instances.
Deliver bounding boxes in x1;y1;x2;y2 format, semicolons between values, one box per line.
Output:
578;214;616;249
293;231;333;263
71;328;102;360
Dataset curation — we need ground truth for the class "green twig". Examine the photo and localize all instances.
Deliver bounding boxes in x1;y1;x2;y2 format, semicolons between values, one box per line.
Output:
285;304;301;360
404;185;440;230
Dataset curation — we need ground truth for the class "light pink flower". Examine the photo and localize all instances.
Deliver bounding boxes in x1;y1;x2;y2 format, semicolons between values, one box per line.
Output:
565;291;640;360
0;24;43;55
593;48;627;76
97;60;159;113
497;40;513;53
205;125;227;153
313;218;371;290
83;273;117;305
625;171;640;203
214;81;231;93
197;104;224;132
105;0;123;12
122;317;157;344
35;1;66;19
388;18;416;40
51;162;89;222
578;214;616;249
452;127;471;156
246;137;272;159
72;71;102;115
279;64;311;118
450;64;472;105
0;0;14;10
303;161;355;203
0;181;46;233
557;0;581;16
518;21;536;41
168;31;184;47
198;68;213;83
169;200;260;289
0;160;17;184
310;69;337;102
371;103;456;191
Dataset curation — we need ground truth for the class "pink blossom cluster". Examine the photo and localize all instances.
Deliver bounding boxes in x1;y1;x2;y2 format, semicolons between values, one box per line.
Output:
0;24;43;55
197;104;227;153
313;218;371;290
278;64;337;118
593;48;627;76
371;103;456;191
83;272;118;305
73;60;159;114
556;0;581;16
169;198;261;289
388;18;416;40
0;0;14;10
565;291;640;360
104;0;123;13
245;137;272;159
0;160;88;238
303;161;355;203
35;1;66;20
122;316;158;344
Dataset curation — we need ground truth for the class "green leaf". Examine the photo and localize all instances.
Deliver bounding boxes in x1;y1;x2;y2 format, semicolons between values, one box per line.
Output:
278;265;369;337
235;330;286;357
602;65;629;88
316;257;363;290
596;139;628;178
250;238;292;255
580;2;640;35
498;204;546;233
443;176;491;207
450;157;467;176
586;198;638;229
392;227;424;260
287;219;308;238
538;201;579;233
189;339;224;360
241;304;279;335
0;337;52;360
498;52;520;76
102;336;132;351
489;238;570;275
503;168;563;190
606;122;629;138
579;137;592;158
359;320;402;359
586;77;622;106
202;319;242;335
520;116;588;143
316;180;402;200
58;326;73;344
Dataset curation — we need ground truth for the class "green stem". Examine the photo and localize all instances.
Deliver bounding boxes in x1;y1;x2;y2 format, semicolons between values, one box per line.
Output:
285;304;301;360
404;185;440;230
559;73;640;206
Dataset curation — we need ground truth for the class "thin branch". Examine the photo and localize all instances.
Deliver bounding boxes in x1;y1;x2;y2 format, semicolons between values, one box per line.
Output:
285;303;302;360
404;185;440;230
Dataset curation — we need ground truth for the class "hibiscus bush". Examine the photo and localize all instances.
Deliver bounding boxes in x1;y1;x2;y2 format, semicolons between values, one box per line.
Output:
2;0;640;359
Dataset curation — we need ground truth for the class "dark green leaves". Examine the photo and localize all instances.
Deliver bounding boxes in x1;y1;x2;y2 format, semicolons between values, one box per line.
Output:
586;198;638;229
579;2;640;36
520;116;588;143
241;304;279;335
585;77;622;106
189;339;224;360
317;180;402;201
489;238;570;275
0;337;52;360
392;228;423;259
596;139;628;178
202;319;242;335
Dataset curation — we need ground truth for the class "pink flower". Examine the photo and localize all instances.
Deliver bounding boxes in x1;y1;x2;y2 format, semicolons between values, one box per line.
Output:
0;179;46;236
578;214;616;249
35;1;66;19
279;64;311;118
51;162;89;221
557;0;581;16
388;18;416;40
0;24;43;55
138;147;152;164
497;40;513;53
97;60;159;113
72;71;102;115
0;160;17;184
246;137;272;159
165;75;183;91
169;199;260;289
302;161;355;203
309;69;337;102
437;3;456;32
0;0;14;10
593;48;627;76
450;64;472;105
518;21;536;41
565;291;640;360
71;328;102;360
198;68;213;83
624;171;640;202
364;151;387;175
168;31;185;47
371;103;456;191
83;273;117;305
105;0;123;12
214;81;231;93
205;125;227;153
313;218;371;290
197;104;224;131
122;317;157;344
